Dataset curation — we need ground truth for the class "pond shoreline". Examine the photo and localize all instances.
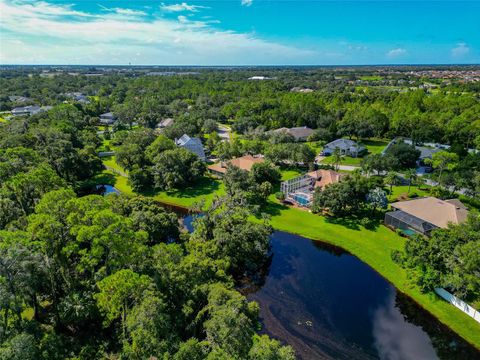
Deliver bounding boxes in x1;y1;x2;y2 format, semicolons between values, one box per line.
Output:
96;178;480;350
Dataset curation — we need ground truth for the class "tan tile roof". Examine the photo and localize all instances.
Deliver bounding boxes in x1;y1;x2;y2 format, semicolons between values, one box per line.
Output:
391;197;469;228
208;155;264;174
307;169;346;189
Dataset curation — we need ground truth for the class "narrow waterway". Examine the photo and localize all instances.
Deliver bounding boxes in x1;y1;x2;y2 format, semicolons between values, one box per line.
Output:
184;216;479;360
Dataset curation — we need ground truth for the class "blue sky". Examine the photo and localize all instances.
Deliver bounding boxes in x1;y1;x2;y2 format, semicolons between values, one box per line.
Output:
1;0;479;65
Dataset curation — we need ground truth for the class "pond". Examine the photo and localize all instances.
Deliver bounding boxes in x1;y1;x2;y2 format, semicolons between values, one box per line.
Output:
184;216;479;360
95;184;120;195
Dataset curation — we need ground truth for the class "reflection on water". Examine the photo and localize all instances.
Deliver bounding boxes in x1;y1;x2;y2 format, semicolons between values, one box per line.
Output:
95;184;120;195
372;289;437;360
182;216;479;360
247;231;479;360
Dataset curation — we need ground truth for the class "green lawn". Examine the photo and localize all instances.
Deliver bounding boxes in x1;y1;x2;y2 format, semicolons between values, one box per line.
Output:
105;171;224;208
0;117;6;123
102;156;126;174
259;196;480;349
388;185;432;202
359;75;383;81
96;166;480;349
280;168;302;181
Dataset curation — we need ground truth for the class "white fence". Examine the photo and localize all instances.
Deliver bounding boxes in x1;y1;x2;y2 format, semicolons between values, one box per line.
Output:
435;288;480;323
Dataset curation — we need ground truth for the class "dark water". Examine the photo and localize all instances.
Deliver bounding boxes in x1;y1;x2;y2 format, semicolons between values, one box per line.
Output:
183;216;480;360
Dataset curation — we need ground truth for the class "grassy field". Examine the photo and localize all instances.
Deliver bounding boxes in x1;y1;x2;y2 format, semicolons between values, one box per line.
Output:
96;165;480;349
102;156;126;174
104;170;224;208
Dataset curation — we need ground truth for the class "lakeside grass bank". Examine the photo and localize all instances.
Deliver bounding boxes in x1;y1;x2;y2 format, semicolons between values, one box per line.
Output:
97;170;480;350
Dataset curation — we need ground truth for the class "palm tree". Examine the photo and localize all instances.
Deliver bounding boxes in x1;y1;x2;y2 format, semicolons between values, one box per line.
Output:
404;168;417;194
332;148;343;171
384;171;400;195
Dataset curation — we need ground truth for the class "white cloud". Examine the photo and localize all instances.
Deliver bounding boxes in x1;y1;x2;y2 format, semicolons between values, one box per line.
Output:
241;0;253;6
160;2;208;12
111;8;146;16
451;42;470;58
0;0;313;65
386;48;407;58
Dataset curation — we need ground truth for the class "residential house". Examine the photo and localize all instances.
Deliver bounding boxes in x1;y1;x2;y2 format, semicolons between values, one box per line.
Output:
322;139;366;157
156;118;174;129
280;169;346;207
269;126;315;142
175;134;206;161
99;112;117;125
9;95;30;103
416;146;442;163
385;197;469;236
208;155;264;177
11;105;42;116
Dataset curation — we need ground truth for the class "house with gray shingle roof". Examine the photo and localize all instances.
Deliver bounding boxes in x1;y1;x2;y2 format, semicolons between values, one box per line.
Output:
175;134;206;161
322;139;366;157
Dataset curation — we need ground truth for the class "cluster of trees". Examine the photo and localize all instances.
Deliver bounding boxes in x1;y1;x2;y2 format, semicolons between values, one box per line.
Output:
394;214;480;307
361;143;420;176
114;131;206;192
0;105;103;228
222;161;281;210
3;68;479;151
0;188;295;359
311;171;387;216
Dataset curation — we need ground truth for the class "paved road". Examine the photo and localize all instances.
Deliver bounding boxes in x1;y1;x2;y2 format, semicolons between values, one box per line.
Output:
217;125;231;142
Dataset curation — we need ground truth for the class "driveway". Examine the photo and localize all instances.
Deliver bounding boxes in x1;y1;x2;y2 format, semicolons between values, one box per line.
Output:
217;125;231;142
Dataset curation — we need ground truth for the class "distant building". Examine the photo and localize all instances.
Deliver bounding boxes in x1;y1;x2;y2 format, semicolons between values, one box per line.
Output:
99;112;117;125
208;155;264;177
248;76;276;80
385;197;469;236
175;134;206;161
65;92;90;104
156;118;174;129
322;139;366;157
280;169;346;207
290;87;314;93
9;95;30;103
11;105;41;116
269;126;315;142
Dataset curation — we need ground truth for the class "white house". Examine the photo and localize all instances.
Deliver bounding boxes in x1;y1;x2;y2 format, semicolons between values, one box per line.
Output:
99;112;117;125
175;134;206;161
322;139;366;157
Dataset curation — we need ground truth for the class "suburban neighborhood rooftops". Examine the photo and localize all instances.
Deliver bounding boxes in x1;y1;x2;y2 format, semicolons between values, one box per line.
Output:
390;197;469;229
208;155;264;175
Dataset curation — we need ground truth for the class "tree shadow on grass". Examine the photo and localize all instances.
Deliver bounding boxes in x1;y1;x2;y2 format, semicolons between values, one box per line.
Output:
325;211;382;231
139;177;222;199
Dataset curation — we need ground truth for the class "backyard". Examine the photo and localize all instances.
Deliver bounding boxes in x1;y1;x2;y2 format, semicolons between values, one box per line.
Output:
320;138;389;166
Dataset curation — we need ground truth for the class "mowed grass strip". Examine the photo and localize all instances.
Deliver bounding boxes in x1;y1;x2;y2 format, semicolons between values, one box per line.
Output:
260;196;480;350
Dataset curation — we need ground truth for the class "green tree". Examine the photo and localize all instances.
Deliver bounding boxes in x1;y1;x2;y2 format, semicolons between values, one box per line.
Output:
248;335;295;360
152;148;206;190
95;269;153;339
425;151;459;188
